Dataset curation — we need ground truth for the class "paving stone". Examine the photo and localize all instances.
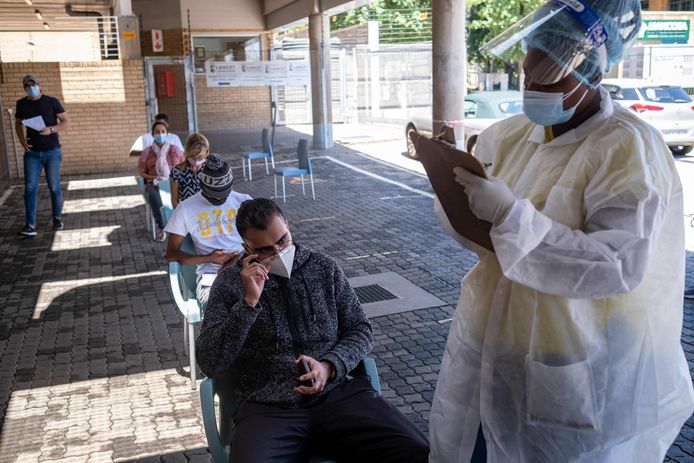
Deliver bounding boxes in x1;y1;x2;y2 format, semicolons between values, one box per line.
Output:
0;146;692;461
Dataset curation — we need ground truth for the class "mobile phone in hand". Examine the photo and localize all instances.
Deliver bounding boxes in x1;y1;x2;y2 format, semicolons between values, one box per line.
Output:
298;359;315;387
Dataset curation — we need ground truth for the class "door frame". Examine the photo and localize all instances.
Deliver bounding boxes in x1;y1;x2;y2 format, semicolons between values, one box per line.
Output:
144;56;197;132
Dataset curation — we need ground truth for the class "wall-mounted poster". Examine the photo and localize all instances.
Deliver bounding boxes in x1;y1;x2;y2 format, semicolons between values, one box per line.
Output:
205;61;241;87
286;61;311;86
265;61;288;86
238;62;264;86
205;60;310;88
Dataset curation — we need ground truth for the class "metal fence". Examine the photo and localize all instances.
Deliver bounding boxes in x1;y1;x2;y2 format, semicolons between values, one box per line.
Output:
273;43;433;128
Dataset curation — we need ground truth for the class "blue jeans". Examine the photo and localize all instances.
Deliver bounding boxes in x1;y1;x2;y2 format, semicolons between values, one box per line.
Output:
144;184;164;229
23;148;63;226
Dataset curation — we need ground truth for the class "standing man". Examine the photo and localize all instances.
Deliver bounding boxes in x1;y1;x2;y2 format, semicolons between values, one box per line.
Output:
429;1;694;462
15;74;70;237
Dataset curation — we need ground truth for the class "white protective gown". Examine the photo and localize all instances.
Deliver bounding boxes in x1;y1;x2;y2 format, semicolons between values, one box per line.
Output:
430;88;694;463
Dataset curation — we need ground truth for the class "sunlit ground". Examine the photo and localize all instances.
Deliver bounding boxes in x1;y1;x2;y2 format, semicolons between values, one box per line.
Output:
675;156;694;252
2;142;693;462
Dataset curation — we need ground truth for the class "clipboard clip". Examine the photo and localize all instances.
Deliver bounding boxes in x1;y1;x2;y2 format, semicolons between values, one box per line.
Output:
434;126;456;145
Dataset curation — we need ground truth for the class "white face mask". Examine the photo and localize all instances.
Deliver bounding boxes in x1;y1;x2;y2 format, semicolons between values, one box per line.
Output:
268;244;296;279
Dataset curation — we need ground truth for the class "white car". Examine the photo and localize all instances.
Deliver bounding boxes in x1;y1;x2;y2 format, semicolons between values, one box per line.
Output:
404;90;524;158
602;78;694;155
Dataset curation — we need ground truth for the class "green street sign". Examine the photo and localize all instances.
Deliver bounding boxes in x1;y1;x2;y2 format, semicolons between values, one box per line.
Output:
639;19;690;43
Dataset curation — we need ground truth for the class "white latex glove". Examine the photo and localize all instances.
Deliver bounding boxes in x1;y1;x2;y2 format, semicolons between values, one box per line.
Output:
454;166;516;225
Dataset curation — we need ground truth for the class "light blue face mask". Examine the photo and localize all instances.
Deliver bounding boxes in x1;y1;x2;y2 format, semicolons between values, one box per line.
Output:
154;134;167;145
25;85;40;98
523;82;588;126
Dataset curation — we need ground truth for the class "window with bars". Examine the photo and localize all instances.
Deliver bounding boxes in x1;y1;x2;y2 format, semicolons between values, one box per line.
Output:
670;0;694;10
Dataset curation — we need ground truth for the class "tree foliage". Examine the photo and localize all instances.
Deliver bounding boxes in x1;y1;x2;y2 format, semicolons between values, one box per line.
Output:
331;0;432;44
467;0;544;75
331;0;546;83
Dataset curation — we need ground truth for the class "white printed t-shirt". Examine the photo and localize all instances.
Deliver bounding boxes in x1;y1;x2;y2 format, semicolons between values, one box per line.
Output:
164;191;252;276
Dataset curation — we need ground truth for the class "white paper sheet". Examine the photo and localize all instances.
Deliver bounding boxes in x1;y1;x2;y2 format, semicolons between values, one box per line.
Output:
22;116;46;132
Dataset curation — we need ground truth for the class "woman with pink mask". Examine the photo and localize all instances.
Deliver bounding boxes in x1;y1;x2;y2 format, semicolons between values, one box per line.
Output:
170;132;210;208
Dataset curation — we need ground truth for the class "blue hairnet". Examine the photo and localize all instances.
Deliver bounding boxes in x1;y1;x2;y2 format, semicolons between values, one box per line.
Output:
526;0;642;87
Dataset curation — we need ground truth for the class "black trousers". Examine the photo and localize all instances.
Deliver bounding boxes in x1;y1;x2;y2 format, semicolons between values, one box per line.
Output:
230;375;429;463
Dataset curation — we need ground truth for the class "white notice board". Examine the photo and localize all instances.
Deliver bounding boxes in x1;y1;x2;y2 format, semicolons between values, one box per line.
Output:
205;60;310;88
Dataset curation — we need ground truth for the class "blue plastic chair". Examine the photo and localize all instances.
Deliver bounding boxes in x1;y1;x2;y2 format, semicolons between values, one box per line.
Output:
158;179;172;210
163;206;202;389
200;357;381;463
273;139;315;203
242;128;274;181
137;177;156;239
161;204;171;228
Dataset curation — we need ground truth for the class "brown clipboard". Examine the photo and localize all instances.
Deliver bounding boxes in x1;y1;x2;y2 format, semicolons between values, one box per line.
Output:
410;130;494;251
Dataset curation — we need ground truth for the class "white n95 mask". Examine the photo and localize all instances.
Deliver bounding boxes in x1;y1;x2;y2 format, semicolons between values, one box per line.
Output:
268;244;296;279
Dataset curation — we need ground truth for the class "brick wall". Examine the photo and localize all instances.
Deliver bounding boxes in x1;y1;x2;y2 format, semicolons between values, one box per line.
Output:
194;77;271;130
332;24;369;50
281;23;369;50
141;28;185;57
1;60;148;178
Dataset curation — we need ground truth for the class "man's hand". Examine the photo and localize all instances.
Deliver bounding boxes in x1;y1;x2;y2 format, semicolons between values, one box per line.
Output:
206;249;237;265
21;142;32;152
219;251;241;271
454;167;516;225
294;355;333;395
239;254;270;307
39;127;52;136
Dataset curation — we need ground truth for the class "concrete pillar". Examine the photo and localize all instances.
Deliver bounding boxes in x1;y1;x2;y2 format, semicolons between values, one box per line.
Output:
432;0;467;148
309;12;333;149
114;0;133;16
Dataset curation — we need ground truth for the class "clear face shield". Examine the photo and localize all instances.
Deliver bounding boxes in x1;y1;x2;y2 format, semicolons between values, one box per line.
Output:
480;0;609;87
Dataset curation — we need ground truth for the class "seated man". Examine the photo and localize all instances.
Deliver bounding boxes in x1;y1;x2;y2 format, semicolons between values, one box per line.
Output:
196;198;429;463
129;113;183;158
165;154;251;304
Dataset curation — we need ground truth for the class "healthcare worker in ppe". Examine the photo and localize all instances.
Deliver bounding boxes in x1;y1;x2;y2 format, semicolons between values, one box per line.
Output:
429;1;694;462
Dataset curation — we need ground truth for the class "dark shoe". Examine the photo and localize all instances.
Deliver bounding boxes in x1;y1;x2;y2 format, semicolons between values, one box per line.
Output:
18;224;37;237
53;218;64;231
685;288;694;300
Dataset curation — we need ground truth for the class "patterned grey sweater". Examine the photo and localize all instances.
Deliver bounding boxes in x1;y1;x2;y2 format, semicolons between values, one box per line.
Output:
195;244;374;408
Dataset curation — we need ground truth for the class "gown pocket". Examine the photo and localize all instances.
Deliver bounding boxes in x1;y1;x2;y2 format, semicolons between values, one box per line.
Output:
525;357;599;431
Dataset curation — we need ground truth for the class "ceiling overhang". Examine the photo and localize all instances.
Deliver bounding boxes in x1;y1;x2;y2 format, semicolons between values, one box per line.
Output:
0;0;113;32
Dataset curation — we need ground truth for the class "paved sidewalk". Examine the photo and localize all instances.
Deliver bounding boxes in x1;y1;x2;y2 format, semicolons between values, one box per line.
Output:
0;143;692;462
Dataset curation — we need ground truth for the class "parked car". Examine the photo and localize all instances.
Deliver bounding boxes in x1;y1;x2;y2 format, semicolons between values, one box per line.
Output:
602;78;694;155
404;90;524;158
